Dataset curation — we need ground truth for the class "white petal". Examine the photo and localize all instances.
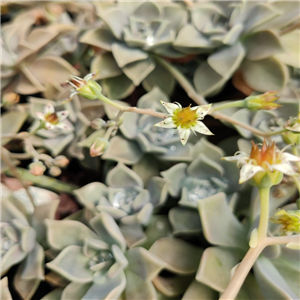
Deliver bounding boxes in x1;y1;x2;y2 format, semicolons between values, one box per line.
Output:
154;117;176;128
44;103;55;114
45;122;55;130
84;72;98;81
57;110;69;122
239;164;264;184
193;121;214;135
281;152;300;162
160;101;179;114
222;153;248;162
271;163;297;176
56;122;74;131
196;104;212;119
178;127;190;145
35;112;45;120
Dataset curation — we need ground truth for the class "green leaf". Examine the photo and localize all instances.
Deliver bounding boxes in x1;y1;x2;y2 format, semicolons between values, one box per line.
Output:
112;43;148;68
41;288;63;300
101;74;135;99
1;111;28;146
45;219;98;250
149;237;202;274
207;42;245;77
120;223;147;248
254;256;299;300
79;27;117;51
243;30;283;60
142;63;175;96
91;53;122;80
241;57;289;92
126;247;165;281
133;2;160;21
196;247;241;292
46;245;93;283
193;61;226;97
183;280;218;300
90;212;126;251
106;162;143;188
123;58;155;86
102;136;143;165
82;273;126;300
198;193;248;249
62;282;92;300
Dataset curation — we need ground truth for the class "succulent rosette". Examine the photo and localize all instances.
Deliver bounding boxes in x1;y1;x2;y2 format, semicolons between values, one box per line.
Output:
194;186;299;299
1;5;79;95
1;185;59;299
74;162;168;247
44;212;166;300
102;87;197;165
79;1;188;99
174;2;299;96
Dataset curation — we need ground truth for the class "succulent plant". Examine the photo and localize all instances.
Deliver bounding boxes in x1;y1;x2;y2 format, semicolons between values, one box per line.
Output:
44;212;166;299
102;87;198;165
1;185;59;299
161;138;240;236
74;162;168;247
195;186;299;299
80;1;188;99
1;5;80;96
173;1;299;96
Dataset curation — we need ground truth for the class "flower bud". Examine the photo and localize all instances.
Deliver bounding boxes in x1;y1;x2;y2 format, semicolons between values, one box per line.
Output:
90;138;110;157
2;93;20;107
270;209;300;235
49;166;62;177
53;155;69;168
29;161;46;176
244;92;281;110
91;118;106;130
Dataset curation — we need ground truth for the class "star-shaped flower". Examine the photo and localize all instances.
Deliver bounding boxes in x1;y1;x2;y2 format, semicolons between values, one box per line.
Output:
270;209;300;235
154;101;213;145
35;103;71;131
222;140;300;185
67;71;102;101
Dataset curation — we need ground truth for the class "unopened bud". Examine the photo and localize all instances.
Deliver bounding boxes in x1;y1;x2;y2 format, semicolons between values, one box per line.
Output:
90;138;110;157
49;166;62;177
270;209;300;235
53;155;69;168
244;92;281;110
2;93;20;107
29;161;46;176
91;118;106;130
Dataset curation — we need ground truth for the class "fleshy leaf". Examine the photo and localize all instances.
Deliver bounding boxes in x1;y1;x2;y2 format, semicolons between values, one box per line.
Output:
1;277;12;300
1;111;28;146
120;223;147;248
196;247;241;292
125;270;157;300
241;57;289;92
198;193;248;249
126;247;165;281
149;237;202;274
61;282;92;300
103;136;143;165
147;177;168;207
90;212;126;251
45;219;98;250
183;280;218;300
243;30;283;60
46;245;93;283
106;162;143;188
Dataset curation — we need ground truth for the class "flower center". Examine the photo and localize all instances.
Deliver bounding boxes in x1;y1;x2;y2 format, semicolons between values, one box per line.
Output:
249;140;281;169
172;106;198;129
45;113;59;124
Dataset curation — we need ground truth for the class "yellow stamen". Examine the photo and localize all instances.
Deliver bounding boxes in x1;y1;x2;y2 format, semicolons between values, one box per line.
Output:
172;106;198;129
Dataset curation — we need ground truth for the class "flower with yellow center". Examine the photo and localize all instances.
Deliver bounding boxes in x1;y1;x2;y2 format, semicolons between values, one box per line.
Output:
154;101;213;145
35;104;72;131
67;72;102;101
270;209;300;235
222;140;300;187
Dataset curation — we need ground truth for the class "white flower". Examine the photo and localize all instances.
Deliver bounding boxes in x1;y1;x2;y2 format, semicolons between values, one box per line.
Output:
35;104;72;131
154;101;213;145
223;141;300;185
